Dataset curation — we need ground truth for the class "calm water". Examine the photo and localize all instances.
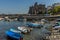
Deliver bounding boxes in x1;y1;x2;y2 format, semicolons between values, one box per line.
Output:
0;20;26;40
0;20;50;40
0;21;41;40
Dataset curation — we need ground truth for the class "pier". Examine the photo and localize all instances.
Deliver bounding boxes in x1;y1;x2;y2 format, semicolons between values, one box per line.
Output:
0;14;60;21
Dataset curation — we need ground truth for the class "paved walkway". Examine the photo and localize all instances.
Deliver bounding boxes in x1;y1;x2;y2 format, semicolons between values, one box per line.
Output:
46;30;60;40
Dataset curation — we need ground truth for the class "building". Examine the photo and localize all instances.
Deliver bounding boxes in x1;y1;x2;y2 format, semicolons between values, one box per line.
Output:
47;6;52;10
47;6;53;15
53;3;60;7
28;2;46;15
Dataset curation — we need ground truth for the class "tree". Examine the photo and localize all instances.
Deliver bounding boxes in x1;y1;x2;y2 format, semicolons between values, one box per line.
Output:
53;6;60;14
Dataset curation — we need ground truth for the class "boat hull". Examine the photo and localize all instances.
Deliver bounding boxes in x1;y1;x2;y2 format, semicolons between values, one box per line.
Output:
5;30;23;40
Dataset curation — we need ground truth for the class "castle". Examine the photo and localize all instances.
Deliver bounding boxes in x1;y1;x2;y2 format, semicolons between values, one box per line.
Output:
28;2;46;15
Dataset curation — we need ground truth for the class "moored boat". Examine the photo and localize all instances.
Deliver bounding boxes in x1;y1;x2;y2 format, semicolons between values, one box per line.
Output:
26;22;43;28
18;26;33;34
5;29;23;40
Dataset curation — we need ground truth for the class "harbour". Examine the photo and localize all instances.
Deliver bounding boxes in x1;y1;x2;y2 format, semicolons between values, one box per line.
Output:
0;20;52;40
0;20;42;40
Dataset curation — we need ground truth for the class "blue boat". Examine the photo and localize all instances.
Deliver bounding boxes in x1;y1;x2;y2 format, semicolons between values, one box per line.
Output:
26;22;43;28
5;30;23;40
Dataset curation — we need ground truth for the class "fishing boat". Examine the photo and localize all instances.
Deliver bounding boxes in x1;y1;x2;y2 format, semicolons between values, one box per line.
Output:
5;29;23;40
18;26;33;34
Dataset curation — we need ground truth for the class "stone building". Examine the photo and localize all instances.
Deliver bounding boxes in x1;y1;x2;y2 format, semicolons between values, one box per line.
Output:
47;6;53;14
47;6;52;10
28;2;46;15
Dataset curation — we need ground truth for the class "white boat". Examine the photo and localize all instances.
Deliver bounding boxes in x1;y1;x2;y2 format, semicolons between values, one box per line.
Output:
18;26;33;34
54;26;60;29
10;28;21;33
53;22;60;29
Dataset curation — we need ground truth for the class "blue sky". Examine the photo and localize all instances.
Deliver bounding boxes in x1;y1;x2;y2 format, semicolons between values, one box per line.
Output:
0;0;60;14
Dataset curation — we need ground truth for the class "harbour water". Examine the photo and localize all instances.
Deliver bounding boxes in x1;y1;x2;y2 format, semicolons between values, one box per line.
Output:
0;20;24;40
0;20;43;40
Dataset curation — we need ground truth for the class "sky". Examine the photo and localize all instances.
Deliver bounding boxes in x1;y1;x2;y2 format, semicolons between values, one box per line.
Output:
0;0;60;14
